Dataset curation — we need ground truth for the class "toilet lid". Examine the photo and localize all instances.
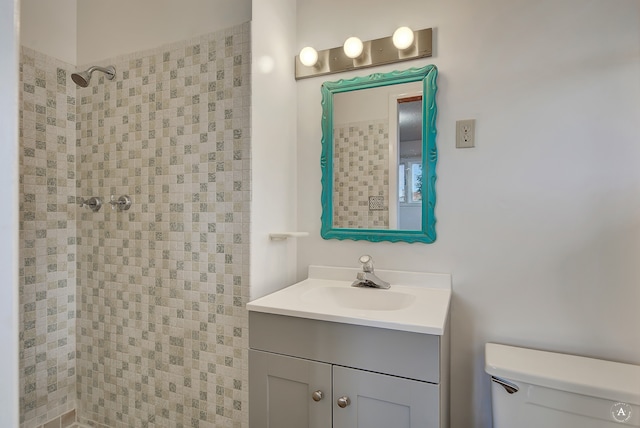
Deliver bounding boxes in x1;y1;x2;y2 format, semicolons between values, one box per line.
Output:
485;343;640;405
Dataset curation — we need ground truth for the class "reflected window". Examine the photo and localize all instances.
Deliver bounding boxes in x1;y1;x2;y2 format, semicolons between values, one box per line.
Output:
399;159;422;204
399;163;406;203
411;162;422;202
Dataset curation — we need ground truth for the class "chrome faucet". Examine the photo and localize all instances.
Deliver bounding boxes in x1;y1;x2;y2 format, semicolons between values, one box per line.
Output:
351;255;390;289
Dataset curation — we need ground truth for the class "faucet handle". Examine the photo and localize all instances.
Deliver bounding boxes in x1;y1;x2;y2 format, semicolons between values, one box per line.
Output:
359;255;374;272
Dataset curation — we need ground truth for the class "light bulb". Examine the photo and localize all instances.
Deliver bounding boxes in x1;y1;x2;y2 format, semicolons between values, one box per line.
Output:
343;37;363;59
299;47;318;67
392;26;414;50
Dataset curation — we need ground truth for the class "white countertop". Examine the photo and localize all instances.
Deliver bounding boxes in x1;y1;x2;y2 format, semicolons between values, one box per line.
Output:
247;265;451;335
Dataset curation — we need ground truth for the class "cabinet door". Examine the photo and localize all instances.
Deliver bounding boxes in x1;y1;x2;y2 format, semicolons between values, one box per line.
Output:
333;366;440;428
249;349;332;428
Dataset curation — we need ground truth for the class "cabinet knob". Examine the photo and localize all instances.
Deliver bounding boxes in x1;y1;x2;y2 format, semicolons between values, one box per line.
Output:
312;390;324;402
337;396;351;408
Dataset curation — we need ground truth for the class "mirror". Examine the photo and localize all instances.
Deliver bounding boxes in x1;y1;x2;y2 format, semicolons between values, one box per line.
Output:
320;65;438;243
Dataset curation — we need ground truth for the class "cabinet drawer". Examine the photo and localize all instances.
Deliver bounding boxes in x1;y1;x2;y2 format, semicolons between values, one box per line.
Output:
249;312;441;383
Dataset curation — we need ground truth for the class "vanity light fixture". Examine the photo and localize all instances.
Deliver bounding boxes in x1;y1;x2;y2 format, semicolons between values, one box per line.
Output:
343;36;364;59
294;27;432;80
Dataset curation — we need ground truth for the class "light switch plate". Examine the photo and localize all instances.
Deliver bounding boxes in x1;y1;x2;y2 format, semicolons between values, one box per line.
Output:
456;119;475;148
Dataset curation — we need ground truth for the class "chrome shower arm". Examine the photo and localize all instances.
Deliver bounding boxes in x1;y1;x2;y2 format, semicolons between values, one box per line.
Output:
86;66;116;79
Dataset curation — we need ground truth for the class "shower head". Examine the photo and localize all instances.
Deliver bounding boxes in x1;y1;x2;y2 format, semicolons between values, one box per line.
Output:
71;65;116;87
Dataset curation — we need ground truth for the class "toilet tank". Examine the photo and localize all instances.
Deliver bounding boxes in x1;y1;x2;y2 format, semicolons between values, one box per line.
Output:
485;343;640;428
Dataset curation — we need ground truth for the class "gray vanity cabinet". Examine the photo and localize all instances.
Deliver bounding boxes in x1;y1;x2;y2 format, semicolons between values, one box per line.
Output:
249;349;332;428
249;312;449;428
332;366;440;428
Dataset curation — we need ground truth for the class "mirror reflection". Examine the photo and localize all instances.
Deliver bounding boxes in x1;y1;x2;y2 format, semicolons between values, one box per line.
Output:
320;65;438;243
397;96;423;229
332;83;423;230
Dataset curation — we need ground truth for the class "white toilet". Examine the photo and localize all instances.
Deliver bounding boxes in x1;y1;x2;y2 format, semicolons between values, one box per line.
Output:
485;343;640;427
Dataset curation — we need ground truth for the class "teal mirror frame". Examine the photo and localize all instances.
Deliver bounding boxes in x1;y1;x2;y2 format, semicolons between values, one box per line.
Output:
320;65;438;243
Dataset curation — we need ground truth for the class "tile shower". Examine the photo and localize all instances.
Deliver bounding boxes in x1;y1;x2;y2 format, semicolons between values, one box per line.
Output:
19;23;251;428
333;120;390;228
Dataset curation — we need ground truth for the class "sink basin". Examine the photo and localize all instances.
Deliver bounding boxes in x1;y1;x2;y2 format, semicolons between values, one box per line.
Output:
300;286;415;311
247;265;451;334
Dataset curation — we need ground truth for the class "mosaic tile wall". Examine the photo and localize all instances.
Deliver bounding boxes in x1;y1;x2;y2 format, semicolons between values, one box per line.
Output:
74;23;250;428
19;22;250;428
333;120;389;228
19;46;78;427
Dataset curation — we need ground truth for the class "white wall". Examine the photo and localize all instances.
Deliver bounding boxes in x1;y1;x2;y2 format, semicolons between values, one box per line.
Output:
20;0;77;64
295;0;640;427
250;0;299;299
77;0;251;65
334;81;422;124
20;0;251;66
0;0;20;425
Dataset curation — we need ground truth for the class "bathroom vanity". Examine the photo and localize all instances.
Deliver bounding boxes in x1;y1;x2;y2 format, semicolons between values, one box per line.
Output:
247;266;451;428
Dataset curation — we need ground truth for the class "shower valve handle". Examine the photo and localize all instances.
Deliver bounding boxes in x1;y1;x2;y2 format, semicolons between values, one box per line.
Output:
109;195;132;211
79;197;102;212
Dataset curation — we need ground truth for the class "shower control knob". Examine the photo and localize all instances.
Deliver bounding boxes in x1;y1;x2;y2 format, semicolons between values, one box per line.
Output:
312;390;324;402
109;195;132;211
337;396;351;408
78;196;102;212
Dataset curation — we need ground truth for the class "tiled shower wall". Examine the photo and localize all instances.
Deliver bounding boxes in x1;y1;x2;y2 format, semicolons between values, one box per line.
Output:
19;47;78;427
19;23;251;428
75;24;250;427
333;120;389;228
